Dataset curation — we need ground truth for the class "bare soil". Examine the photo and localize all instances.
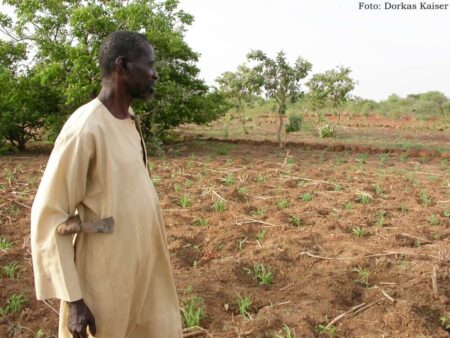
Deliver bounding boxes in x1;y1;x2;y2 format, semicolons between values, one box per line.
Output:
0;120;449;337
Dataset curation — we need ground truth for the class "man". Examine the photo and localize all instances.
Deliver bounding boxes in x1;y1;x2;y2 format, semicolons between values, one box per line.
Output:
31;31;182;337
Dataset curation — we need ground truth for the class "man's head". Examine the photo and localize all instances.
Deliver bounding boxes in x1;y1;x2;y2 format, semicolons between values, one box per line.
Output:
99;31;158;101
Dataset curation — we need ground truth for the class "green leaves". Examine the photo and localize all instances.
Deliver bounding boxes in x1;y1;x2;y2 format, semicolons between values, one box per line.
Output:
0;0;229;149
306;66;356;111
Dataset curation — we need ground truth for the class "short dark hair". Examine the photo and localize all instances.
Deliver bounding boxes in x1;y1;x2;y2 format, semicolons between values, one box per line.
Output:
99;31;151;77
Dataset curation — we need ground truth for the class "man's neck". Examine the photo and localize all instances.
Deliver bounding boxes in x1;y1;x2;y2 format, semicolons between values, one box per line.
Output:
97;82;132;120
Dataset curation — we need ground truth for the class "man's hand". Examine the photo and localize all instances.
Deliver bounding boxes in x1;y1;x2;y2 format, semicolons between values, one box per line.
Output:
68;299;96;338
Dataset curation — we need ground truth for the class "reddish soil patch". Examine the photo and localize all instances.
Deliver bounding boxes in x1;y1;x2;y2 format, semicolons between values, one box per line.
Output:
1;140;449;337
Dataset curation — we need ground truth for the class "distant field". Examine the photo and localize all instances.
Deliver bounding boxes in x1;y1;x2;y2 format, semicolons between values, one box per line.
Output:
177;112;450;156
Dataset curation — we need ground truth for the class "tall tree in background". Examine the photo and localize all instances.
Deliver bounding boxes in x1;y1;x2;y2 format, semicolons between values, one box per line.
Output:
216;63;262;134
0;0;228;149
247;50;312;148
306;66;356;114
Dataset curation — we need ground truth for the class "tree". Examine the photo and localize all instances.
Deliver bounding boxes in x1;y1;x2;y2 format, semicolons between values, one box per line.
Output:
247;50;312;148
0;0;228;149
306;66;356;113
216;64;262;134
0;40;61;150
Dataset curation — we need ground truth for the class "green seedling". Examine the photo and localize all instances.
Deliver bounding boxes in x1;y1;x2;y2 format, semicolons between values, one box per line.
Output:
286;158;295;166
352;227;368;238
344;202;353;210
297;179;307;187
216;144;234;156
184;179;193;188
0;238;13;251
440;315;450;331
178;194;191;208
4;169;15;185
374;210;386;227
212;200;226;212
399;153;408;162
315;322;337;337
0;294;27;317
237;295;252;319
173;183;181;192
181;295;204;328
237;186;248;196
2;261;22;280
334;184;342;192
277;199;289;209
356;153;368;164
353;266;370;287
193;218;209;227
412;178;421;188
428;214;439;226
237;237;247;250
275;325;294;338
288;215;302;226
334;156;346;165
419;190;432;206
379;153;391;163
399;205;409;214
440;159;448;170
443;210;450;218
221;174;234;186
250;208;266;217
246;263;274;286
9;204;21;216
256;229;266;242
374;183;384;196
299;193;312;202
255;174;266;183
35;330;45;338
356;193;370;204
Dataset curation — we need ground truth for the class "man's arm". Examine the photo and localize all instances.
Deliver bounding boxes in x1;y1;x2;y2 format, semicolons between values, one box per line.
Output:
31;128;95;302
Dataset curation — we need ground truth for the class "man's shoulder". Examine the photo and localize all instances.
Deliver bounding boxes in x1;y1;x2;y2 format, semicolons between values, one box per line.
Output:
57;99;105;141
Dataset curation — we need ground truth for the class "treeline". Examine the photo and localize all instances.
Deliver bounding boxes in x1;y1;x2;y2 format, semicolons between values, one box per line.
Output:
1;0;448;152
0;0;229;152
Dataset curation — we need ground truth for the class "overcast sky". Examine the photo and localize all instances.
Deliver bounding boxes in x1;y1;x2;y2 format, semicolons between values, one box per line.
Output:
178;0;450;100
1;1;449;101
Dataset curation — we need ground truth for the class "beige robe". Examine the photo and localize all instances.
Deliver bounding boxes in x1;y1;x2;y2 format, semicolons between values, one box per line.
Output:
31;98;182;337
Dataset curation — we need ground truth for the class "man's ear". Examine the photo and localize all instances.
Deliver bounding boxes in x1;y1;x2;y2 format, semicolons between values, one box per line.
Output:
114;56;128;74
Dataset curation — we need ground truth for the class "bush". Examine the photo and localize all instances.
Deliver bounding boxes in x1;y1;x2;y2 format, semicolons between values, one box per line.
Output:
318;124;333;138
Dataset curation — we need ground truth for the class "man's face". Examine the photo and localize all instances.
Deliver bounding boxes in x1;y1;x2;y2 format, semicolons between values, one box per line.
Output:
127;43;158;101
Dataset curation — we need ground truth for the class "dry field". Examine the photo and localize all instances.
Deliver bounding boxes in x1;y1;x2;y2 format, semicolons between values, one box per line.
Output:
0;115;449;337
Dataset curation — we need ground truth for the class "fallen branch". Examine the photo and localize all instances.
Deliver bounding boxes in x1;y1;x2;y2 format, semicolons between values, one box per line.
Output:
42;300;59;315
431;265;438;295
375;286;395;303
298;251;354;260
326;298;384;329
399;233;431;244
236;218;282;228
279;282;294;291
364;251;442;260
6;197;32;209
325;303;366;329
259;300;291;312
279;175;345;188
182;326;209;338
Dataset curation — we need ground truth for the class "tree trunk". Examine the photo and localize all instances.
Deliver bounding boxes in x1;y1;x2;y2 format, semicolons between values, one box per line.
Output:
278;113;284;148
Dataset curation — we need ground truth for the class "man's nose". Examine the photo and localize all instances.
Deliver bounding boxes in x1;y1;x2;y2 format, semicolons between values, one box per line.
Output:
152;70;159;81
